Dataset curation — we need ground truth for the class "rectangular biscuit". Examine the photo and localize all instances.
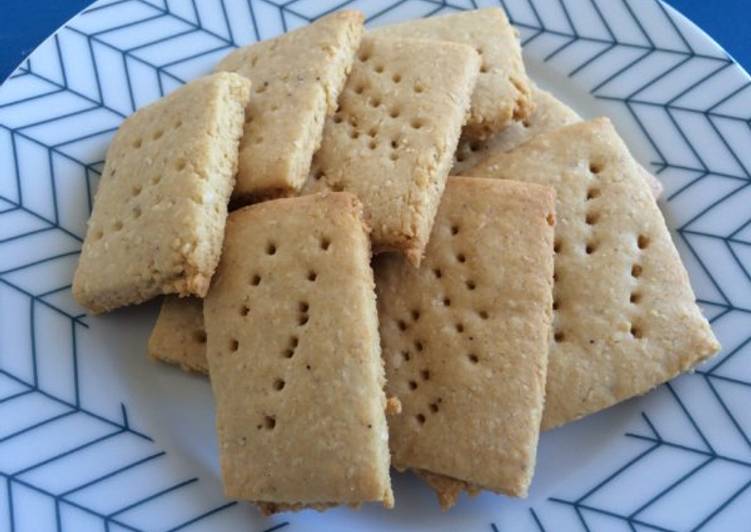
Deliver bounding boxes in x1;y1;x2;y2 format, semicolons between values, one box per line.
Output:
149;296;208;375
306;36;480;266
453;83;664;198
371;7;532;139
204;192;393;509
216;11;363;201
375;177;555;502
463;118;720;430
73;72;251;313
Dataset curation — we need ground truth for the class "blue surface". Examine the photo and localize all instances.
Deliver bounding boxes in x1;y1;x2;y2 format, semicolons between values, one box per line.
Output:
0;0;750;81
670;0;751;67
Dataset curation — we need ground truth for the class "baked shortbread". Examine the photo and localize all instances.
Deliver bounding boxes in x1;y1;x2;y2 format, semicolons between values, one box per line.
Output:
453;84;664;198
452;83;579;174
375;177;555;505
216;11;364;200
463;118;719;430
204;192;393;510
73;72;251;313
307;36;480;266
145;88;656;377
372;8;532;139
149;296;208;375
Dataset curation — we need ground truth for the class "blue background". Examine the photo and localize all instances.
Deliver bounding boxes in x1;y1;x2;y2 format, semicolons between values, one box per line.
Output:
0;0;750;82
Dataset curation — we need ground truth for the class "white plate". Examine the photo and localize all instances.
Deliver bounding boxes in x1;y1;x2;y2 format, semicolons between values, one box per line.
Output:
1;1;750;531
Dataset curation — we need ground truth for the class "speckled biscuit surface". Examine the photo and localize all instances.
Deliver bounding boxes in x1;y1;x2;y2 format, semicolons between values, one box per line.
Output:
452;84;663;198
204;192;393;508
452;83;579;174
73;72;251;313
464;118;720;430
307;36;480;266
216;11;363;200
149;296;208;375
371;7;531;139
375;177;555;498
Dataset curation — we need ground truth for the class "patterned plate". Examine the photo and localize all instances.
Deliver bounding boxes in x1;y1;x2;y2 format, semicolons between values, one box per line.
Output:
1;1;750;531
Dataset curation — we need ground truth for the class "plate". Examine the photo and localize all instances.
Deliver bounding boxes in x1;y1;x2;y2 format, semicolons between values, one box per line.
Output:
1;1;750;531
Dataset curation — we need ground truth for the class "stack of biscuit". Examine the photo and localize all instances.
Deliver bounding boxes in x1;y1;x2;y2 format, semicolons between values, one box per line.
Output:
72;7;720;515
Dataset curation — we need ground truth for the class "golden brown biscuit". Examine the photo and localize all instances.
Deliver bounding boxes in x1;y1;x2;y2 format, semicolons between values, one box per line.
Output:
307;36;480;265
376;177;555;502
463;118;720;430
216;11;363;200
73;72;251;313
372;7;531;138
414;470;480;511
453;83;664;198
148;296;208;375
204;192;393;509
452;83;579;174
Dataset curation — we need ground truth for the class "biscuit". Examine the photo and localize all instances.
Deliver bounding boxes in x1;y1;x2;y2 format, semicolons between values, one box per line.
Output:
216;11;363;201
453;83;664;198
148;296;208;375
371;7;531;138
256;501;340;516
204;192;393;509
375;177;555;500
452;83;579;174
414;470;480;511
307;36;480;266
463;118;720;430
73;72;251;313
